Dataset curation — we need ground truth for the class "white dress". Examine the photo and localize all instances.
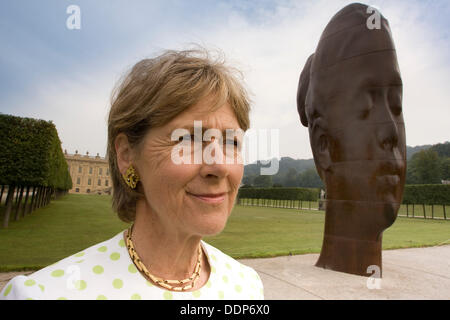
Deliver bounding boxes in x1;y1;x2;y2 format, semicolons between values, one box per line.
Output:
0;230;264;300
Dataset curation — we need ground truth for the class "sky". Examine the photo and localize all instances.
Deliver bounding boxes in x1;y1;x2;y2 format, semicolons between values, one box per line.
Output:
0;0;449;161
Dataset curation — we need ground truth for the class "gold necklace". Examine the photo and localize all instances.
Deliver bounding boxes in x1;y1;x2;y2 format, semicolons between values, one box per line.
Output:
125;225;202;291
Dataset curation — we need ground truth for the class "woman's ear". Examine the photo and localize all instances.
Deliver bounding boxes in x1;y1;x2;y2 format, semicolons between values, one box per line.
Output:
115;133;133;176
297;53;314;127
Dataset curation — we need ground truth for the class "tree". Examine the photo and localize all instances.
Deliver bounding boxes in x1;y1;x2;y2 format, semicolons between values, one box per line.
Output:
430;141;450;158
406;149;442;184
440;157;450;181
242;175;255;186
285;168;298;187
297;167;324;188
253;175;273;187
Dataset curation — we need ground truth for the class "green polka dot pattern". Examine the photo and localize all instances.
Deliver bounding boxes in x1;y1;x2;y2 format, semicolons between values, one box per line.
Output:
0;233;265;300
51;270;64;277
3;285;12;297
112;279;123;289
93;265;104;274
110;252;120;261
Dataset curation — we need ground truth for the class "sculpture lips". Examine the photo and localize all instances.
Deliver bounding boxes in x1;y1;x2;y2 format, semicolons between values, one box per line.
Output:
377;161;402;177
376;174;400;186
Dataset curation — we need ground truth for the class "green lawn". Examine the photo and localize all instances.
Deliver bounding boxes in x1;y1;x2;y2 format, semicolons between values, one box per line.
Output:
0;194;449;271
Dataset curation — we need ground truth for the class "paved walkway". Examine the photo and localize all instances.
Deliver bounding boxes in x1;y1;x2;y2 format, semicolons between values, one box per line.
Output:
239;244;450;299
1;245;449;299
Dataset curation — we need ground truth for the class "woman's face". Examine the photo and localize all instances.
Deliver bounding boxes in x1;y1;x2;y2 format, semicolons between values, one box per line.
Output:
134;97;244;237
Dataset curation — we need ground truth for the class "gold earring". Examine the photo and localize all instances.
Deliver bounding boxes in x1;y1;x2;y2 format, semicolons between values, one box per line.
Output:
123;165;140;189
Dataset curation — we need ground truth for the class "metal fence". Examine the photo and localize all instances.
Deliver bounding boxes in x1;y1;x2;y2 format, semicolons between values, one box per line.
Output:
238;198;449;220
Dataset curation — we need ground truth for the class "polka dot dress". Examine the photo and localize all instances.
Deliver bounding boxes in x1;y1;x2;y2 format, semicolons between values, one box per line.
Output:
0;230;264;300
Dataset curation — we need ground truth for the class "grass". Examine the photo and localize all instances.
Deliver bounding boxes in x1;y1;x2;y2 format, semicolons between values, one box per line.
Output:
0;194;449;271
0;194;129;271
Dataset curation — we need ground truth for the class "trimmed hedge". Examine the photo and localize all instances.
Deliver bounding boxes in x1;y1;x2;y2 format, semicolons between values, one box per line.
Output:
238;185;450;205
238;187;320;201
0;114;72;190
403;184;450;205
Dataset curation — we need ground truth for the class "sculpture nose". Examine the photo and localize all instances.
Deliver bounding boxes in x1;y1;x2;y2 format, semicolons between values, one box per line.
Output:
378;125;398;151
375;102;399;152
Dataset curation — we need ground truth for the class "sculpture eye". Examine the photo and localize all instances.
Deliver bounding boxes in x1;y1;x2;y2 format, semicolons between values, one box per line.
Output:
388;88;402;116
360;91;374;119
360;108;370;119
391;105;402;116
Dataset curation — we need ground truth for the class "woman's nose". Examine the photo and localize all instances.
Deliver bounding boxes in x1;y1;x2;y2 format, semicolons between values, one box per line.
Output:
199;139;229;179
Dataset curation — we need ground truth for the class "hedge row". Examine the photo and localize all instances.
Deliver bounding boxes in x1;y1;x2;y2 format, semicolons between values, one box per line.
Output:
0;114;72;190
237;185;450;205
403;184;450;205
238;187;320;201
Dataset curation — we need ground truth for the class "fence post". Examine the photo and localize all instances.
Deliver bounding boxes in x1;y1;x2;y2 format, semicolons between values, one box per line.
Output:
444;205;447;220
423;204;426;219
431;204;434;219
413;204;415;218
406;204;408;217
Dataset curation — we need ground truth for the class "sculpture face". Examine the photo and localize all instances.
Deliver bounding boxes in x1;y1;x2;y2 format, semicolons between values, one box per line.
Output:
310;49;406;221
297;3;407;275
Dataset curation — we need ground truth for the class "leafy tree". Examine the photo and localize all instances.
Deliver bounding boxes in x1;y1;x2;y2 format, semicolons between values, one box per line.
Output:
430;141;450;158
285;168;298;187
440;157;450;181
242;175;255;186
297;167;324;188
272;183;283;188
406;149;442;184
253;175;273;187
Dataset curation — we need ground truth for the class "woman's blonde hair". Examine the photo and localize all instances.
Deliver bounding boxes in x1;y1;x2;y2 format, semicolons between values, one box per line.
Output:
107;48;251;223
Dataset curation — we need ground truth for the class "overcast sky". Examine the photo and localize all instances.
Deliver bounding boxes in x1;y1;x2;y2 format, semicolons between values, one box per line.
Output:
1;0;449;161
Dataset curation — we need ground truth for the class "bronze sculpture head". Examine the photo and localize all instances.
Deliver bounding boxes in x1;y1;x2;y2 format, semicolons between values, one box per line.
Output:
297;3;406;276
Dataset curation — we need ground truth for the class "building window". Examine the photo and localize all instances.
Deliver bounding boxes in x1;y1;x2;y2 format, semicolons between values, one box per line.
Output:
106;168;109;176
88;178;91;185
89;167;93;174
79;166;82;173
99;168;103;175
105;180;109;187
98;179;101;186
75;188;79;193
77;177;81;185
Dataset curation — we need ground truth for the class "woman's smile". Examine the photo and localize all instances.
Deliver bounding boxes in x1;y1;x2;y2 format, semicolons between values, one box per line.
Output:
186;191;227;204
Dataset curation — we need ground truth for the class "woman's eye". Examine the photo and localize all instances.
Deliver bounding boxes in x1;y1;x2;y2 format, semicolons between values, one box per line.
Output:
226;139;241;149
178;134;194;142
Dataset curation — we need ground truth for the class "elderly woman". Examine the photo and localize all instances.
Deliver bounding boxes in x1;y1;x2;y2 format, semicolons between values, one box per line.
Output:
1;49;264;300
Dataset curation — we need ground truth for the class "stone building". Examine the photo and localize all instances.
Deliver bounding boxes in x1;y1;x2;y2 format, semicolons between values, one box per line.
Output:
64;150;112;195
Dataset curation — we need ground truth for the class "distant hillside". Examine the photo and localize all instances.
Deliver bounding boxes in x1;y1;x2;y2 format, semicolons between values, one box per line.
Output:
244;157;314;177
407;144;432;159
243;141;450;186
407;141;450;159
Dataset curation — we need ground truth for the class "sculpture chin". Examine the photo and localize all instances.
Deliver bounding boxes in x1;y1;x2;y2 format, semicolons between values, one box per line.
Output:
381;201;400;231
